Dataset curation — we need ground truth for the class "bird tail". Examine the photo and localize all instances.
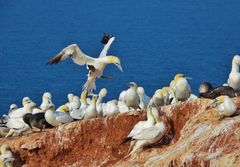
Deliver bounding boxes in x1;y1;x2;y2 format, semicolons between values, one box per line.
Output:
83;78;96;93
119;137;132;146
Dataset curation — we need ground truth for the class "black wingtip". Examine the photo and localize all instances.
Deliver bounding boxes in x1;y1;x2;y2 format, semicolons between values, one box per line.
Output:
101;33;113;44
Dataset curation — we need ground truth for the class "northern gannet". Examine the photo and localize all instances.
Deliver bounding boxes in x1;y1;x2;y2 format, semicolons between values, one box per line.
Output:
117;101;129;113
152;89;166;108
69;96;84;120
47;36;123;93
5;117;32;137
8;104;18;114
171;74;191;102
8;97;36;119
125;82;141;110
124;106;167;156
23;112;53;132
199;82;240;99
103;100;119;116
96;88;107;116
0;144;14;167
65;93;74;108
40;92;55;112
44;106;60;127
119;90;127;102
228;55;240;91
123;101;155;142
84;95;98;119
5;98;36;137
137;87;150;109
55;105;73;124
210;96;237;117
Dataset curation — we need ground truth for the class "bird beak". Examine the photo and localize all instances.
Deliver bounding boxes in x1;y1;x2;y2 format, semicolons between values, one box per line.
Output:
115;64;123;72
185;76;192;80
206;99;218;109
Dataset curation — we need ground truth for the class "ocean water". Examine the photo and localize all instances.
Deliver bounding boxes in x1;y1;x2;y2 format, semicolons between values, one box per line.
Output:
0;0;240;114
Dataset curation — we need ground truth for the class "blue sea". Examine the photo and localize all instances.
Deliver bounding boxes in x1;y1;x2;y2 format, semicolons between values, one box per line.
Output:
0;0;240;114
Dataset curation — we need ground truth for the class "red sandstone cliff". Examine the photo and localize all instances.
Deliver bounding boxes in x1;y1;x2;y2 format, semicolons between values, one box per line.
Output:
0;98;240;167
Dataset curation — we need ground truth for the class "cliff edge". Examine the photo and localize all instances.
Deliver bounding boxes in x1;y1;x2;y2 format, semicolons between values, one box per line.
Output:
1;98;240;167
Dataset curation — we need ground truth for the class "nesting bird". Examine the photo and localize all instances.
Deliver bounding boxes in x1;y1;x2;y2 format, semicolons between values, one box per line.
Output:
84;95;98;119
137;87;150;109
124;82;141;110
209;96;237;118
23;112;53;132
199;82;240;99
5;97;36;137
40;92;54;112
170;74;191;102
96;88;108;116
227;55;240;91
0;144;14;167
123;106;168;157
47;35;123;93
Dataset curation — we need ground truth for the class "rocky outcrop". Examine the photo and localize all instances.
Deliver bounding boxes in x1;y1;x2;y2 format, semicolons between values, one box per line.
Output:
1;98;240;167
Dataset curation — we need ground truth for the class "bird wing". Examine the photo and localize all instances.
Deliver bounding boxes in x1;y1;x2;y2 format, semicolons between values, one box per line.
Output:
132;126;162;140
70;110;84;120
6;118;27;129
99;37;115;58
55;112;73;123
47;44;94;65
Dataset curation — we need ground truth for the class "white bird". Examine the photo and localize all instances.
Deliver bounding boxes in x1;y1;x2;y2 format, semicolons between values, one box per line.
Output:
84;95;98;119
117;101;129;113
55;105;73;124
125;101;156;141
170;74;191;102
128;107;167;156
125;82;140;110
69;96;84;120
152;89;165;108
47;36;123;93
137;87;150;110
0;144;14;167
65;93;75;108
228;55;240;91
103;100;119;116
8;104;18;115
8;97;36;119
40;92;55;112
119;90;127;102
96;88;107;116
5;98;36;137
210;96;237;117
44;106;60;127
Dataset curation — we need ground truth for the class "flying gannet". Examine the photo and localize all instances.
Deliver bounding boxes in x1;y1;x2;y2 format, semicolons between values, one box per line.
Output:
228;55;240;91
0;144;14;167
47;36;123;93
